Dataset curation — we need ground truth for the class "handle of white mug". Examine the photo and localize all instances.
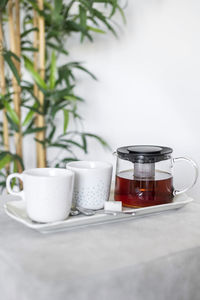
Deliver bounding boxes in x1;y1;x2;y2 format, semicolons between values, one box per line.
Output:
6;173;24;199
173;157;198;196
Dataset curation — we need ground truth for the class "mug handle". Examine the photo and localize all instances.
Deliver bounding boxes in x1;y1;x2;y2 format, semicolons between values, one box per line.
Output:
6;173;24;199
173;157;198;196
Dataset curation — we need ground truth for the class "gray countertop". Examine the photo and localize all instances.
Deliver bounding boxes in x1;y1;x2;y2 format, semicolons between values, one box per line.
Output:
0;195;200;300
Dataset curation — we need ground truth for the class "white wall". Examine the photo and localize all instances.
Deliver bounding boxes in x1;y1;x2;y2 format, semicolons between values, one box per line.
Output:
67;0;200;199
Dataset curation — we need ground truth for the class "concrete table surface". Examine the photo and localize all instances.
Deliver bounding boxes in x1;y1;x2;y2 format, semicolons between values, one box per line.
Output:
0;195;200;300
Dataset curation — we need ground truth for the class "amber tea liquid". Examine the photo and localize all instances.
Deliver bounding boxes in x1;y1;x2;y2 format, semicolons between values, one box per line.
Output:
115;170;174;208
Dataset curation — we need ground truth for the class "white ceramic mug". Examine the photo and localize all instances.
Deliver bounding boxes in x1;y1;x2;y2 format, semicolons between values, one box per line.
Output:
66;161;113;210
6;168;74;223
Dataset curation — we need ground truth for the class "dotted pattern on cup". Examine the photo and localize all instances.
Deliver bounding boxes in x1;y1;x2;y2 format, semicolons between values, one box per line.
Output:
73;182;110;209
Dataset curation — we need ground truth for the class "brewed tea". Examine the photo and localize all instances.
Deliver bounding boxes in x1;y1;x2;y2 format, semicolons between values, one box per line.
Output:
114;170;173;208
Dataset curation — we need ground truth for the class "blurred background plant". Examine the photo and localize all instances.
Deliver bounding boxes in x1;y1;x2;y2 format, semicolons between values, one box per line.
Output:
0;0;126;190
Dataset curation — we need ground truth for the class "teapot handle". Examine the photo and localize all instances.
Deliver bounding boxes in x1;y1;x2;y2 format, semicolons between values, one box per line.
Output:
112;151;117;157
173;157;198;196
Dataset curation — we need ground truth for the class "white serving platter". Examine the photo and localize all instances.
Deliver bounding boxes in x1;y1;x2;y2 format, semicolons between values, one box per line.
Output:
3;193;193;234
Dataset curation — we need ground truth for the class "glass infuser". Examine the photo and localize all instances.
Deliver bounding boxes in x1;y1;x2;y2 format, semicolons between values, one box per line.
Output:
114;145;198;208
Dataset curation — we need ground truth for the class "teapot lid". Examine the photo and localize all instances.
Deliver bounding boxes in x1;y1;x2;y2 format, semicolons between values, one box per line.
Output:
117;145;173;163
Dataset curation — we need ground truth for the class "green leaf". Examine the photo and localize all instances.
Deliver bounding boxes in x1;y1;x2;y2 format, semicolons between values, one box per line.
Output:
48;124;56;141
13;154;25;170
87;26;105;34
21;27;38;39
59;158;78;163
22;104;43;115
79;5;87;42
50;86;74;101
64;95;84;102
64;20;93;41
53;0;63;21
84;133;110;149
75;65;97;80
44;0;53;10
92;8;117;37
6;114;19;132
0;171;6;178
0;0;8;10
46;42;69;56
65;61;97;80
23;56;47;90
78;0;92;11
22;103;38;126
0;153;12;170
21;47;38;52
8;51;20;62
55;157;78;167
23;126;46;136
3;100;19;125
109;0;118;18
34;138;46;146
60;139;85;151
25;0;39;11
3;52;21;85
13;160;17;173
11;160;18;188
63;109;69;133
49;51;56;89
49;143;68;149
81;134;88;153
0;152;7;159
117;4;126;24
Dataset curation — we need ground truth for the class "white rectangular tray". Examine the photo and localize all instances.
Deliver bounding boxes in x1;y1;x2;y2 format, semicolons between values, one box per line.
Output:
3;193;193;234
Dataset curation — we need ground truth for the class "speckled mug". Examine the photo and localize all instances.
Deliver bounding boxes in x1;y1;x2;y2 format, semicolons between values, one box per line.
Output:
66;161;113;210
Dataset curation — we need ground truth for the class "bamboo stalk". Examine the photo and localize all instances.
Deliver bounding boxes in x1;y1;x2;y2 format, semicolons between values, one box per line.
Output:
33;10;39;98
36;0;46;167
0;12;10;171
8;0;23;173
15;0;21;71
33;9;40;167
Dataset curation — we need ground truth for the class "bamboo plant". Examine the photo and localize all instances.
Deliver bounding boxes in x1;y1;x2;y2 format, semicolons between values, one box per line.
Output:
0;8;10;169
0;0;125;190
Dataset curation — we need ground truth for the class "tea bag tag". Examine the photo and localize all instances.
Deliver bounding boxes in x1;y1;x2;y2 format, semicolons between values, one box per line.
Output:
104;201;122;212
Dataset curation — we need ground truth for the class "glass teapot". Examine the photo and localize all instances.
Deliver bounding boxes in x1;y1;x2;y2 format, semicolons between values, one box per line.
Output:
114;145;198;208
